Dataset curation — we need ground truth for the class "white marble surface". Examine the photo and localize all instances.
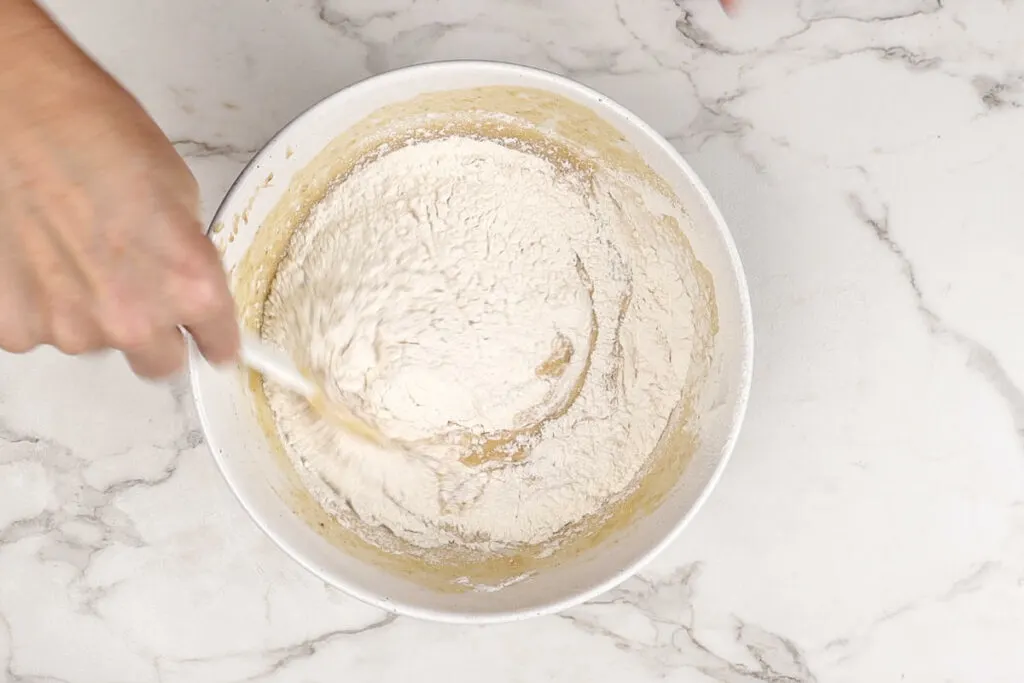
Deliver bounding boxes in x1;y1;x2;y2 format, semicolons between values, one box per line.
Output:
1;0;1023;680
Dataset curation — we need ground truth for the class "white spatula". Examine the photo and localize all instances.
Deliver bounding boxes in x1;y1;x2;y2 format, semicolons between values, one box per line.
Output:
239;330;387;446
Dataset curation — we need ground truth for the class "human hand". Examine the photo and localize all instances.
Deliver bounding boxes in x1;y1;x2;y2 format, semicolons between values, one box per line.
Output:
0;0;238;378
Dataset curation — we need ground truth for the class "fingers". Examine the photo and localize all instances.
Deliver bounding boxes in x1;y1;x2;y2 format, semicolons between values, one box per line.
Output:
123;328;186;379
720;0;738;14
24;200;106;355
0;234;45;353
0;33;237;378
48;301;104;355
0;275;43;353
185;297;240;366
91;204;237;376
168;220;239;366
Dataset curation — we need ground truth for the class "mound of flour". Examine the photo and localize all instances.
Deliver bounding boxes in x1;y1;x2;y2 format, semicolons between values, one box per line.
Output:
262;136;696;552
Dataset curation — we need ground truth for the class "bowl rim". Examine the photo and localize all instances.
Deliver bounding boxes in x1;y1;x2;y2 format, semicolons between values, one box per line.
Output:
190;59;753;624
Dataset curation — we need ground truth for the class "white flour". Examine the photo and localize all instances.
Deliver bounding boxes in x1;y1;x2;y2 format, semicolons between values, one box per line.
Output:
263;136;696;553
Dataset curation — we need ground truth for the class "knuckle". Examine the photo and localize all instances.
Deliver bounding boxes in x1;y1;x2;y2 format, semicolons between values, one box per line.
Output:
177;268;230;322
101;312;156;350
50;322;94;356
0;303;43;354
159;354;187;378
0;328;40;354
47;297;97;356
125;340;186;380
51;329;85;355
0;286;42;353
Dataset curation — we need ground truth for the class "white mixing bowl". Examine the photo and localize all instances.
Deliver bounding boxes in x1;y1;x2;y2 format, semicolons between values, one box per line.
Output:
190;61;752;623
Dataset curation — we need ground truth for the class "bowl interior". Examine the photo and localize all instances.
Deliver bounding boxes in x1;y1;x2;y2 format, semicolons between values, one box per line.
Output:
190;62;751;622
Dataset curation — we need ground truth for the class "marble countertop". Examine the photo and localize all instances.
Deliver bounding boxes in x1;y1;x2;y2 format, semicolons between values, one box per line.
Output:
1;0;1023;680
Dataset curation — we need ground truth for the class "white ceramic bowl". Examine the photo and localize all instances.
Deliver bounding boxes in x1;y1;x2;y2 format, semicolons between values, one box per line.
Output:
190;61;752;623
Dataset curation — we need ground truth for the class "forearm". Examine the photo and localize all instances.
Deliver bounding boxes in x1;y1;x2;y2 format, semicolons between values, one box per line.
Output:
0;2;123;140
0;0;100;92
0;0;60;45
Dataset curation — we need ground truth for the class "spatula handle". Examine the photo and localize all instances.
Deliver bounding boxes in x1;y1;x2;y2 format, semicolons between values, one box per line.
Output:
239;330;318;398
